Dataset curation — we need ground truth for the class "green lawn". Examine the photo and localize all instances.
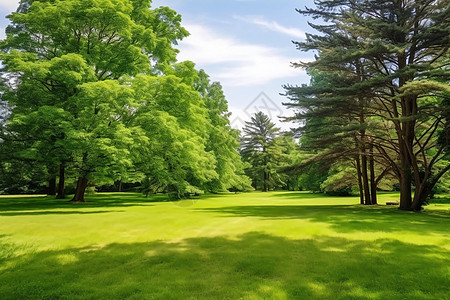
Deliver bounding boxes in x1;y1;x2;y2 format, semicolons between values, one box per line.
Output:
0;192;449;299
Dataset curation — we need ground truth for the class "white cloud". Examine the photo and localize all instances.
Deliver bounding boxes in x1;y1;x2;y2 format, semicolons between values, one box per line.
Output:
0;0;20;39
177;23;306;87
234;15;305;39
0;0;20;13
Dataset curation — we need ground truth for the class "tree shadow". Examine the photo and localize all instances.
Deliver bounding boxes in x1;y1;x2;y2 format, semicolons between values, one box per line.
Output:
0;193;157;215
0;232;448;299
268;192;332;200
196;204;449;235
0;210;125;216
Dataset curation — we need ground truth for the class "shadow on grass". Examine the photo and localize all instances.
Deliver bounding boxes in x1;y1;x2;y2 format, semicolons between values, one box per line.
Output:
0;232;448;299
0;193;161;215
0;210;126;217
430;195;450;204
268;192;332;200
197;204;449;235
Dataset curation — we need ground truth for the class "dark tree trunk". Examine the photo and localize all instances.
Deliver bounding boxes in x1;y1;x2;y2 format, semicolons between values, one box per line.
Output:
411;164;450;211
118;180;123;192
369;143;377;205
397;52;415;210
56;163;66;199
48;177;56;195
360;134;371;205
361;155;371;205
399;168;412;210
398;138;413;210
411;184;429;211
263;171;268;192
69;177;88;202
355;155;364;205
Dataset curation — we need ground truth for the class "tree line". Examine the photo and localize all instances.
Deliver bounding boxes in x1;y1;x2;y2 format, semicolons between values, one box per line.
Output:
0;0;448;210
0;0;251;201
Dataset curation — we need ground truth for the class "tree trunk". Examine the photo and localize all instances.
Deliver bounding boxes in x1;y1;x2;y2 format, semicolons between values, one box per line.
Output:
397;50;415;210
263;171;268;192
411;184;428;211
369;143;377;205
399;169;412;210
412;164;450;211
398;137;413;210
118;180;123;192
69;177;88;202
56;163;65;199
355;155;364;205
47;177;56;195
360;133;371;205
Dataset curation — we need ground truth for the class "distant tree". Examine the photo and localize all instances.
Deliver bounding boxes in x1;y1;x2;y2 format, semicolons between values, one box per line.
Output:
241;112;286;192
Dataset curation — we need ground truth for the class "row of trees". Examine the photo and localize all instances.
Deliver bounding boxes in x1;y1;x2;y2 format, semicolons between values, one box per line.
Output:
0;0;251;201
1;0;447;209
284;0;449;211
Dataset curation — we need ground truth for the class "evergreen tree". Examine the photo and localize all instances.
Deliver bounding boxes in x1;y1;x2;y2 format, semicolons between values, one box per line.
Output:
285;0;450;210
241;112;285;192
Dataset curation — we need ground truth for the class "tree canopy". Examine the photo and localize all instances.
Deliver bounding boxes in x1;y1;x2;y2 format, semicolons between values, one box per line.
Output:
284;0;450;210
0;0;250;200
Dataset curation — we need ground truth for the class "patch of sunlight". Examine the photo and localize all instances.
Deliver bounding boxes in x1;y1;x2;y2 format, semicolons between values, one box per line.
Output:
306;282;327;294
409;221;427;225
346;283;381;299
321;247;346;252
163;238;189;252
145;250;158;257
361;246;391;255
55;253;78;265
244;285;288;300
333;231;450;248
79;244;107;253
422;252;449;260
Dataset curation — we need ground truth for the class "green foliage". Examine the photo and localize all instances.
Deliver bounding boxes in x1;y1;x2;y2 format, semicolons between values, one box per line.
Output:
0;0;247;198
241;112;293;191
285;0;450;209
297;163;328;193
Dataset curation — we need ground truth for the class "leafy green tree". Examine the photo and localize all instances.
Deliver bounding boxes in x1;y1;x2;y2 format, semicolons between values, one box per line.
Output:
131;74;218;198
194;69;252;192
161;62;251;193
286;0;449;210
1;0;188;201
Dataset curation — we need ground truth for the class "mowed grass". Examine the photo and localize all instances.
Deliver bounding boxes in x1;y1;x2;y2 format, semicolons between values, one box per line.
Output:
0;192;449;300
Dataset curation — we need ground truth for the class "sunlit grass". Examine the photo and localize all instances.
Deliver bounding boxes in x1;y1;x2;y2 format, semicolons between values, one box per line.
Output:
0;192;449;299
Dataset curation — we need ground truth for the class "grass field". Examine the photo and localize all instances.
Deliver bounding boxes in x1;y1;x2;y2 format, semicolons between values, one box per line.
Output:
0;192;449;299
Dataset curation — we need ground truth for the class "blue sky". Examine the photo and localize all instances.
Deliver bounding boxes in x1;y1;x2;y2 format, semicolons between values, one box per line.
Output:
0;0;316;129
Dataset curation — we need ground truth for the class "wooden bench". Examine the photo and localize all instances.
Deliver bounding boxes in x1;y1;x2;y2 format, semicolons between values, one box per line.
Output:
386;201;399;205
